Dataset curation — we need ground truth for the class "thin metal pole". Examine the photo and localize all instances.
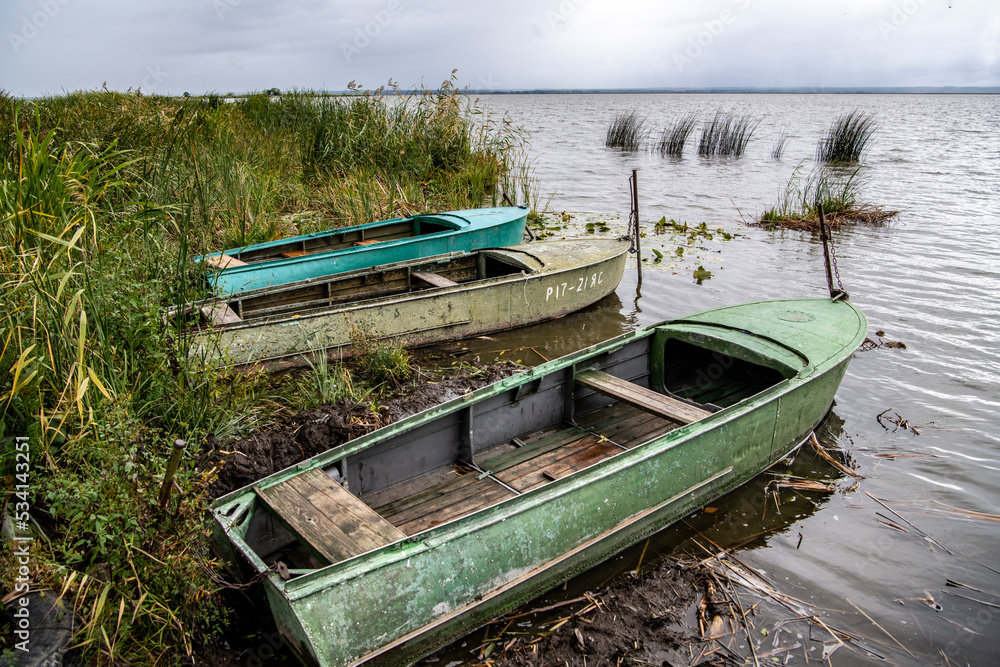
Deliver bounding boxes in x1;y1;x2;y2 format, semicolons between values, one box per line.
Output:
630;169;641;284
818;203;835;299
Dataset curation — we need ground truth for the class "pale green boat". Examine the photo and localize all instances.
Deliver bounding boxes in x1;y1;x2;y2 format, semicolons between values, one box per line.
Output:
197;207;528;295
210;297;867;667
181;238;629;368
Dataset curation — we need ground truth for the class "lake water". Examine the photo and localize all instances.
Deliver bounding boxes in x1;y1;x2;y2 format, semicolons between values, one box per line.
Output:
433;93;1000;664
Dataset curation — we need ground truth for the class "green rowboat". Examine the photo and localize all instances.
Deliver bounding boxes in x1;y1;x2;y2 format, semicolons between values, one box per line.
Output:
181;238;629;368
197;207;528;295
210;297;867;666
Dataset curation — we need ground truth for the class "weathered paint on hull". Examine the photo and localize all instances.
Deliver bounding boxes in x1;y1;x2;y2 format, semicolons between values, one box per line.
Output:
192;240;628;367
201;207;528;295
212;299;867;667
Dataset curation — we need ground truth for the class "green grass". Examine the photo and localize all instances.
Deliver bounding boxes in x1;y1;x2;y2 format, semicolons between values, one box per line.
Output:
817;109;876;163
0;79;526;664
605;110;646;150
697;111;760;157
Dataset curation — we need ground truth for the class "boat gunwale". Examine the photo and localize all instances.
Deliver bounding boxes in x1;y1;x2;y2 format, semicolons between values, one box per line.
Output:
198;207;526;262
200;212;467;261
212;298;867;598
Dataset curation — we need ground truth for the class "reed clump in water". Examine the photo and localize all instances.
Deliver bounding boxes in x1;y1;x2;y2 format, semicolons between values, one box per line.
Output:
817;109;877;163
655;113;699;156
758;163;897;229
0;78;528;666
605;110;646;150
698;111;760;157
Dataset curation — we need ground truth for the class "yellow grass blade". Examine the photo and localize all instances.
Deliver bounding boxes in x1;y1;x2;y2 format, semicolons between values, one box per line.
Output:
87;366;112;399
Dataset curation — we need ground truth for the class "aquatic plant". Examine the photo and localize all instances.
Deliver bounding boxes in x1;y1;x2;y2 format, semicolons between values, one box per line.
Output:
770;127;789;159
698;111;760;157
817;109;876;163
759;162;897;228
656;112;699;156
605;110;646;150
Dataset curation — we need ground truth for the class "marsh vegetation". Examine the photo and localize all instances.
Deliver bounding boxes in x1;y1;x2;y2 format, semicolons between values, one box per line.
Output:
0;80;528;664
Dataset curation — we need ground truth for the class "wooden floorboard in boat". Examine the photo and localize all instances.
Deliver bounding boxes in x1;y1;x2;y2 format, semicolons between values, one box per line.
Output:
495;434;622;493
394;479;516;535
373;468;480;519
577;403;681;448
480;425;591;473
373;402;691;536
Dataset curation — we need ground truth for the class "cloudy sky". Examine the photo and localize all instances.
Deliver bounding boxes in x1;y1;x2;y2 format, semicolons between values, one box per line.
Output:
3;0;997;96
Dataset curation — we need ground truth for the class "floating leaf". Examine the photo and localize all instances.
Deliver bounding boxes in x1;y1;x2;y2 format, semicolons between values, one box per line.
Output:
693;265;713;283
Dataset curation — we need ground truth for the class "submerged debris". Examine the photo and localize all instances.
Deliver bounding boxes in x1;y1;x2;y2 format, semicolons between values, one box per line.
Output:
862;329;908;350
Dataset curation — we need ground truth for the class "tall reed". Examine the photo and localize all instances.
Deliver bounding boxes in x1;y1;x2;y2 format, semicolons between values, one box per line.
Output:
656;113;699;156
817;109;876;162
605;110;646;150
771;127;789;159
698;111;760;157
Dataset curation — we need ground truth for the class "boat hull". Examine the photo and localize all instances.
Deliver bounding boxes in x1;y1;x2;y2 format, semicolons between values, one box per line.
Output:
200;207;528;295
211;298;867;667
191;239;628;367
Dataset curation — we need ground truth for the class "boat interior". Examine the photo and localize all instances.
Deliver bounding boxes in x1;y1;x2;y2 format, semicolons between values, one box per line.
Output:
212;216;461;267
181;248;537;330
226;332;789;577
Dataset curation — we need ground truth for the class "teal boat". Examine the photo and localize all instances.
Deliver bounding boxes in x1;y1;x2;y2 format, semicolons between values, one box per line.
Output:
210;297;867;667
197;207;528;295
181;238;628;368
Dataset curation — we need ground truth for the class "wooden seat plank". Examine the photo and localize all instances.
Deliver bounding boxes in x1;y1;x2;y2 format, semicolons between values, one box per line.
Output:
256;468;404;564
202;254;247;269
412;271;459;288
576;370;712;425
352;240;382;246
279;250;310;258
201;303;243;327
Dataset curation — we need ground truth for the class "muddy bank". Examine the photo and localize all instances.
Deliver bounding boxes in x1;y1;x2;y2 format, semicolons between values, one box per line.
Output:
437;557;734;667
205;362;523;498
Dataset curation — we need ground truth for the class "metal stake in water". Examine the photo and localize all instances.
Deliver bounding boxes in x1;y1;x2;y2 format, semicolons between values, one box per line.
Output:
629;169;642;285
818;203;848;301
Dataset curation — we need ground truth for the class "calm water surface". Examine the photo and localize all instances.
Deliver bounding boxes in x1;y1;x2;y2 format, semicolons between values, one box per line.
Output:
431;94;1000;664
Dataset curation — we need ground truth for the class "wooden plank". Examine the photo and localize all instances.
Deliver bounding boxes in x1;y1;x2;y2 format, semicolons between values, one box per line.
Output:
279;250;310;258
379;473;510;528
256;469;404;564
580;404;682;449
412;271;459;288
201;303;243;327
481;425;591;473
495;435;621;493
202;253;247;269
575;370;712;425
395;482;516;536
374;472;482;522
352;240;382;246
